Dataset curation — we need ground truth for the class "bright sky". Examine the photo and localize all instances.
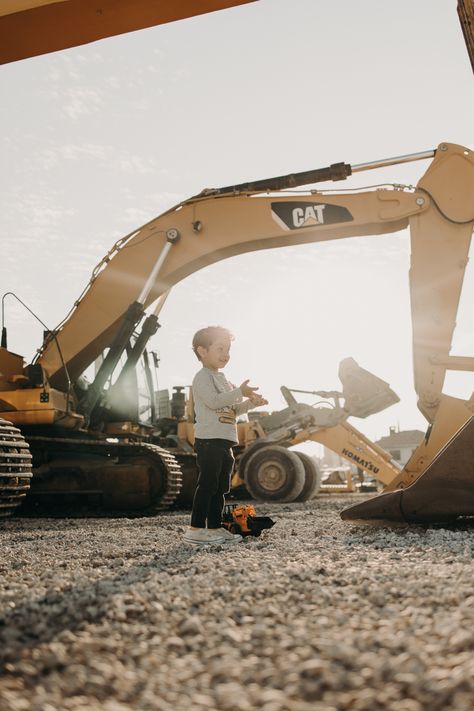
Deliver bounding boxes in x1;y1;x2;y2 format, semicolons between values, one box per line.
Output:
1;0;473;448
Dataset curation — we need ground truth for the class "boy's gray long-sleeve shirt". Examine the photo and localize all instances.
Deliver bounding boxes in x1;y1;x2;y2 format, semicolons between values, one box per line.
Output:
192;366;258;443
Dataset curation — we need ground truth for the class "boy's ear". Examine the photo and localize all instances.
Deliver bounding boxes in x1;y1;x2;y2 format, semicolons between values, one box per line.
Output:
196;345;207;360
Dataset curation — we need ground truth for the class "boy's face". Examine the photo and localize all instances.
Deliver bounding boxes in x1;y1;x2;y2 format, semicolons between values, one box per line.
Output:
197;336;231;371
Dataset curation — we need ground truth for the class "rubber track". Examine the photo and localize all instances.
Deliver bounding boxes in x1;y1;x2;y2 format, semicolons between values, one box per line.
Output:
139;442;183;512
0;419;33;518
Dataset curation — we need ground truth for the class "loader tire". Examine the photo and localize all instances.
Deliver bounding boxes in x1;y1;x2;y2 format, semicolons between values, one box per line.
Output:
244;445;305;502
293;451;322;501
237;439;271;478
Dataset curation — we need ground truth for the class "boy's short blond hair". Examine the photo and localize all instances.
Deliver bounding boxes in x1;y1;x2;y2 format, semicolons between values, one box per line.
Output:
192;326;234;361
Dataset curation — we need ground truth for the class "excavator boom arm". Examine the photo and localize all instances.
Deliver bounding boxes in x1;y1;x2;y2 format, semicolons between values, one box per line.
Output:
409;144;474;421
37;143;474;446
39;185;417;387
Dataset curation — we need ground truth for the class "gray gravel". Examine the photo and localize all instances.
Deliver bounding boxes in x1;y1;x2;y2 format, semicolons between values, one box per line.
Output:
0;494;473;711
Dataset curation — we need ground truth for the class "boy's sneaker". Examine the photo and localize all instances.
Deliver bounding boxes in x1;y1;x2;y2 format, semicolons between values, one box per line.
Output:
214;527;243;544
183;527;242;545
183;528;211;545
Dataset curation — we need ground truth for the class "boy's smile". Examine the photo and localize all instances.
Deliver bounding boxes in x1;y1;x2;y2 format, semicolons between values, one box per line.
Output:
197;337;231;371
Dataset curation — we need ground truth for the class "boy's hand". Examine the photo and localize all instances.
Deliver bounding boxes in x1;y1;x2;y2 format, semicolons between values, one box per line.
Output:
240;379;260;398
250;394;268;407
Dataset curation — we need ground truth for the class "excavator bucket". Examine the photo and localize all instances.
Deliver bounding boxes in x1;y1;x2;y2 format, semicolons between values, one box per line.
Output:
339;358;400;418
341;415;474;523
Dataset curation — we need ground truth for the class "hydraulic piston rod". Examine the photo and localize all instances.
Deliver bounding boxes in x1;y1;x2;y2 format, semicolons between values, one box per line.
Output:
351;149;435;174
199;148;437;196
137;233;179;305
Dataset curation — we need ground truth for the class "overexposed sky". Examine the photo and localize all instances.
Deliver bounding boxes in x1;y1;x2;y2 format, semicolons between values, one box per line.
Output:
1;0;473;445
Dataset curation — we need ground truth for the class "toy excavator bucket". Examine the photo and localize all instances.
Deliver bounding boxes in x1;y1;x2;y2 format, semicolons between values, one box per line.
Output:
339;357;400;418
247;515;276;536
222;503;275;537
341;414;474;523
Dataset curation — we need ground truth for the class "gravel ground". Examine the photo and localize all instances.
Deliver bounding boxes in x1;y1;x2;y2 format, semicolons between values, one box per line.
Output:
0;494;473;711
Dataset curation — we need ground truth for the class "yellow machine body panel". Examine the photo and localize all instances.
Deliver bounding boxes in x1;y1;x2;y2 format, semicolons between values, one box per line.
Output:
384;394;474;491
0;1;257;64
299;421;400;488
0;387;81;428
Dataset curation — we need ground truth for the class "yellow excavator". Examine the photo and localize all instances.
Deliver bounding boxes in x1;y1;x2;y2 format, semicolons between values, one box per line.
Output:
0;141;473;523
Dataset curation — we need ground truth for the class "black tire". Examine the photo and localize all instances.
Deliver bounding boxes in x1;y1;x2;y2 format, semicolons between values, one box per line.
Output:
292;451;322;501
244;445;305;502
236;439;272;478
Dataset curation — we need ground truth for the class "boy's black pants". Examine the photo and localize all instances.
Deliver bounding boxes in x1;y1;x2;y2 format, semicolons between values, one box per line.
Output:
191;438;235;528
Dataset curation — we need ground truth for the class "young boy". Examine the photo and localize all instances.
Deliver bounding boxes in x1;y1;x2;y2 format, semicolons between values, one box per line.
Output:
183;326;267;546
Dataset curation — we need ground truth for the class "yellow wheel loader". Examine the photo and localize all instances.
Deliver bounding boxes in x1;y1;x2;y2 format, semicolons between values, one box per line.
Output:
157;358;400;506
232;358;403;502
154;357;402;506
0;142;473;523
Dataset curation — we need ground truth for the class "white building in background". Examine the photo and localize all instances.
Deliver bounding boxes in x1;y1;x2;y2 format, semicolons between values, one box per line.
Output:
375;426;425;466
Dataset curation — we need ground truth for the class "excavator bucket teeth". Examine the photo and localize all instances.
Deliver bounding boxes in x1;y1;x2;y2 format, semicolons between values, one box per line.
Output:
338;357;400;419
341;415;474;523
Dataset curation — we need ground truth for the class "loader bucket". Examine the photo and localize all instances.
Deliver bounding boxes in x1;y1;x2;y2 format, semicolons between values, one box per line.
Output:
341;415;474;523
339;357;400;419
